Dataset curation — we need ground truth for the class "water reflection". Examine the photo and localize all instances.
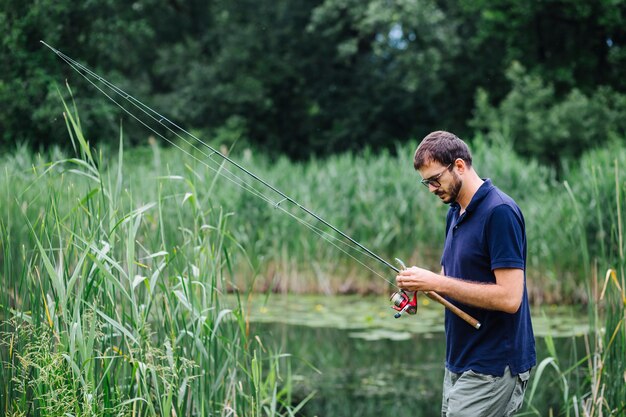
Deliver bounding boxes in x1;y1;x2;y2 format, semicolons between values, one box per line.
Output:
255;323;445;416
244;295;588;417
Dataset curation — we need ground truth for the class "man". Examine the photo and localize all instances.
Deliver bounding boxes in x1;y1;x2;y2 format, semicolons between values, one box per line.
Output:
396;131;535;417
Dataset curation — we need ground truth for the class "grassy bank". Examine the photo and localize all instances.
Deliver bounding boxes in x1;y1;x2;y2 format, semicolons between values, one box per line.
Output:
524;197;626;416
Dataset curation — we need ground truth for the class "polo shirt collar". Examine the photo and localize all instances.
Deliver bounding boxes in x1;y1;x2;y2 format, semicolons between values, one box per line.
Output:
451;179;494;214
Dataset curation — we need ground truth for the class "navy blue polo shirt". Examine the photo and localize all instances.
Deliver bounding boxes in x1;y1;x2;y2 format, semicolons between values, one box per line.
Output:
441;179;535;376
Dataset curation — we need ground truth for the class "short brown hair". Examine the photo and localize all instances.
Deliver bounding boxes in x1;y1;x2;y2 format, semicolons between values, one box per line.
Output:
413;131;473;170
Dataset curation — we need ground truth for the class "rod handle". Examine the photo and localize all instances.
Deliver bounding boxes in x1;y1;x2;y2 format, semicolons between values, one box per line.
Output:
424;291;482;330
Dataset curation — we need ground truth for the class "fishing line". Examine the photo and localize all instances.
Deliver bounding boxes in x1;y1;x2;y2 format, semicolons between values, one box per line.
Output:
62;58;392;284
41;41;398;286
41;41;486;328
84;71;390;282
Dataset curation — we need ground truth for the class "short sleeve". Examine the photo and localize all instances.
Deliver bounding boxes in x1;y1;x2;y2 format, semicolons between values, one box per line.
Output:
486;204;525;270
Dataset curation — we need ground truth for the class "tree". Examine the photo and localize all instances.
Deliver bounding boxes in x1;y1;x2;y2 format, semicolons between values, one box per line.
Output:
472;62;626;166
3;0;626;161
453;0;626;95
0;0;157;148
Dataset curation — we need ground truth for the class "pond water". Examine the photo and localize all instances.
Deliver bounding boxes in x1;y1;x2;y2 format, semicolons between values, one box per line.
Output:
242;294;589;417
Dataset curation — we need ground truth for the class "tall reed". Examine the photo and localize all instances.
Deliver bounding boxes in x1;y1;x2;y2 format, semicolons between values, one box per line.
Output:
0;91;302;416
137;134;561;297
523;160;626;416
4;125;621;303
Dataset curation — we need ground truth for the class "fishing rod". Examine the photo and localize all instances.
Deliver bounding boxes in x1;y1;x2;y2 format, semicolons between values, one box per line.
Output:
41;41;481;329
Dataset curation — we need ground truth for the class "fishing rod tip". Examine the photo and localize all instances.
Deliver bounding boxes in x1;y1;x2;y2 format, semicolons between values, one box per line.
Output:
40;40;57;52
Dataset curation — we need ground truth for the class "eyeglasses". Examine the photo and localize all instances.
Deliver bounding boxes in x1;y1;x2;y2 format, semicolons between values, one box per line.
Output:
420;164;452;188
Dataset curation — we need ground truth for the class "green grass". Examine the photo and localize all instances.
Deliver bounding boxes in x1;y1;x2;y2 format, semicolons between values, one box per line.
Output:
4;121;626;301
522;162;626;417
7;117;626;304
105;134;623;303
0;99;305;416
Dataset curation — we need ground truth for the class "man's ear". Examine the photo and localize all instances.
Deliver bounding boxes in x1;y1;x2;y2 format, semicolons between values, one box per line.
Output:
454;158;467;174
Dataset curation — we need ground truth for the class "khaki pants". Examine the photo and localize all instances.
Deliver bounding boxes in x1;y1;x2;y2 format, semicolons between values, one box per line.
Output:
442;366;531;417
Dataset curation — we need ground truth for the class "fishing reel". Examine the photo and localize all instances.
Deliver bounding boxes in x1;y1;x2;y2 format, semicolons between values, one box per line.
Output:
390;258;417;318
390;290;417;318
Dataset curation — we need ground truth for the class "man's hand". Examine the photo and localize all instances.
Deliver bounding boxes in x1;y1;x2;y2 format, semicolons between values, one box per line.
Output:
395;266;440;292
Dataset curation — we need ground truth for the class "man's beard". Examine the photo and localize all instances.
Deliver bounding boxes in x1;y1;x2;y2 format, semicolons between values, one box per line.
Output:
435;174;462;204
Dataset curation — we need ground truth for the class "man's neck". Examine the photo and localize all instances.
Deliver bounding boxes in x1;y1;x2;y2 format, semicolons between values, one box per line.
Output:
457;172;484;213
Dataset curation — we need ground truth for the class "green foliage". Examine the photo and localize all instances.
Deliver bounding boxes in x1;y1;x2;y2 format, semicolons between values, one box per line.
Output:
7;120;626;304
472;62;626;166
456;0;626;93
147;0;464;157
524;275;625;416
302;0;463;152
4;0;625;160
0;96;302;416
0;0;157;147
542;158;626;416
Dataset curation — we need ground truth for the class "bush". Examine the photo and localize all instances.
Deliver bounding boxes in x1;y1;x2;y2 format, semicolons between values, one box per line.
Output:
471;62;626;167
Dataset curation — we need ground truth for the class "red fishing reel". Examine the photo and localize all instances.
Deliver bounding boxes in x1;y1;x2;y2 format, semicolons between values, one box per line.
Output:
390;290;417;318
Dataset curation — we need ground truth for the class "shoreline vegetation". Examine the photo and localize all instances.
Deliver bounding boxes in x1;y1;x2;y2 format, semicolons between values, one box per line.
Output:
3;132;622;303
1;105;624;415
